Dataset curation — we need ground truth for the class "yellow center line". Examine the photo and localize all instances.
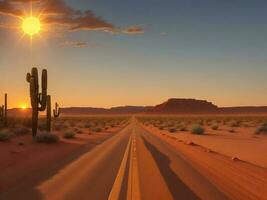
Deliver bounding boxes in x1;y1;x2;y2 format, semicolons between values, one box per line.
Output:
108;122;141;200
127;126;141;200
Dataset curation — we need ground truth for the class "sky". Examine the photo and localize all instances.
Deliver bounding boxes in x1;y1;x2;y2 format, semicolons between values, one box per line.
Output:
1;0;267;108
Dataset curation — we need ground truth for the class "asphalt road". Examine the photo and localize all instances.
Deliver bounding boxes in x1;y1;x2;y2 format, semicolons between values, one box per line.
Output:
0;120;228;200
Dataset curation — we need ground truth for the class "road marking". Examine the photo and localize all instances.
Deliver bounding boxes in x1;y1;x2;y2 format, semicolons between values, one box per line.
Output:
108;124;141;200
108;134;132;200
127;126;141;200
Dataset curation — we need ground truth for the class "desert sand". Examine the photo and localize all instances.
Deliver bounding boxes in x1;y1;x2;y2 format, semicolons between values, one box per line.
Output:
140;119;267;200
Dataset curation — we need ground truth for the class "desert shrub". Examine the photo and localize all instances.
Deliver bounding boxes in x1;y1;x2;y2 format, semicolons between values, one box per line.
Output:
64;132;75;139
0;132;11;141
229;128;235;133
211;125;219;130
13;127;30;135
92;127;102;132
73;128;83;134
191;125;205;135
255;124;267;135
229;120;240;127
179;126;187;131
168;128;177;133
35;133;59;143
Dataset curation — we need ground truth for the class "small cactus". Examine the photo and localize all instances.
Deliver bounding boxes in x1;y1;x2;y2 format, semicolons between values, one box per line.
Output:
26;67;47;138
0;94;7;127
53;102;60;118
0;105;4;125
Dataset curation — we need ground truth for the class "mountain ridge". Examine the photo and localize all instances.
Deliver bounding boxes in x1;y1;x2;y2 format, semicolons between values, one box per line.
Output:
7;98;267;116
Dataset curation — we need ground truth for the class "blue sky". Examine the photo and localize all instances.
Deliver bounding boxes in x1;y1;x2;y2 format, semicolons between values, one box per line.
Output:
1;0;267;108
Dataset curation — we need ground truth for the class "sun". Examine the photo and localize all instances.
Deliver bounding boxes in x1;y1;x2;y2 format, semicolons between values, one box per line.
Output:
22;16;41;36
21;105;27;110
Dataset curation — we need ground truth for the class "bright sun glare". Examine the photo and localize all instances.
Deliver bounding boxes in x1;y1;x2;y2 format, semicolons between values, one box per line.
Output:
22;16;41;36
21;105;27;110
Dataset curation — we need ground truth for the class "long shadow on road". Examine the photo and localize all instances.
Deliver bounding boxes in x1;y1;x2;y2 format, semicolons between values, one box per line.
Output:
141;136;199;200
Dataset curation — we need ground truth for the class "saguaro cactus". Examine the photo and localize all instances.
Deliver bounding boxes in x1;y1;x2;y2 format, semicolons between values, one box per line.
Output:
0;105;4;124
53;102;60;118
26;68;47;137
46;95;51;132
0;105;2;118
0;94;7;127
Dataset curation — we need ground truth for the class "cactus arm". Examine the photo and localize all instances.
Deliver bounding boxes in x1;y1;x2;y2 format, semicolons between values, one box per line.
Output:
53;102;60;118
32;68;39;94
38;69;47;111
26;73;31;82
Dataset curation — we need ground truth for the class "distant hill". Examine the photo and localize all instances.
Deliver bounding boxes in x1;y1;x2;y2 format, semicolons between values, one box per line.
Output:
147;98;218;114
147;98;267;114
61;106;151;115
7;98;267;116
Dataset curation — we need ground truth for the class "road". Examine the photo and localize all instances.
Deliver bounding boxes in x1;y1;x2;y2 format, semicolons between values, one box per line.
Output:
0;119;228;200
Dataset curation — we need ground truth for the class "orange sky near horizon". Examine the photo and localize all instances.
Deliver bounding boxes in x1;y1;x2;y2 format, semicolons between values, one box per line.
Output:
1;0;267;109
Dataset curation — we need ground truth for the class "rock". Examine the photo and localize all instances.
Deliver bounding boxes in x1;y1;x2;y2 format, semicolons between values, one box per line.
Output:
231;156;240;161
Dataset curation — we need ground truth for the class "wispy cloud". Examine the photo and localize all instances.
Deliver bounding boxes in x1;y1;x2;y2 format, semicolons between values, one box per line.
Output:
60;40;87;48
122;25;144;35
0;0;22;17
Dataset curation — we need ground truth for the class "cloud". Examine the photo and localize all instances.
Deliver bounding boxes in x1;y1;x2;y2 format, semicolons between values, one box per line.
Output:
60;40;87;48
8;0;40;2
0;0;115;32
0;0;22;17
122;25;144;34
42;0;80;16
0;0;144;35
43;9;114;32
